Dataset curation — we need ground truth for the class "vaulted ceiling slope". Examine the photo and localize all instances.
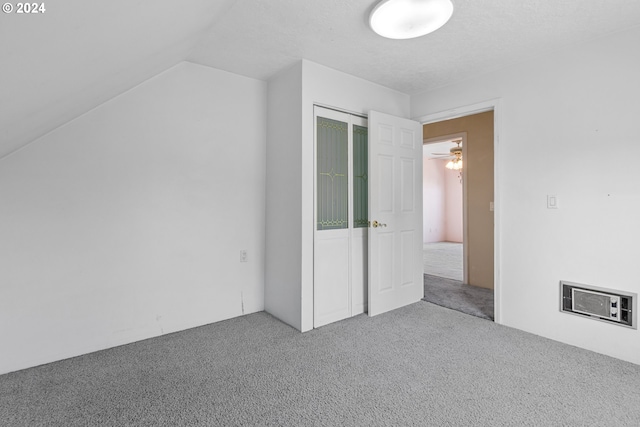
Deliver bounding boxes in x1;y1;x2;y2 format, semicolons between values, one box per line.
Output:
0;0;237;158
3;0;640;158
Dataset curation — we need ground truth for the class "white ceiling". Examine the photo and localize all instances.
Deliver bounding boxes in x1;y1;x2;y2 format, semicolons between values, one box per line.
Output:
3;0;640;158
0;0;237;157
189;0;640;94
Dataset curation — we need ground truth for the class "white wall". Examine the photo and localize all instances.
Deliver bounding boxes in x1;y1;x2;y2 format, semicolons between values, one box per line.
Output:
422;155;462;244
265;62;303;329
0;62;267;374
444;169;463;243
422;156;446;243
411;26;640;364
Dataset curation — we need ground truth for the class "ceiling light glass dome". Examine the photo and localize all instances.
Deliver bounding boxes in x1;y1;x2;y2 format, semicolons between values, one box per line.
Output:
370;0;454;40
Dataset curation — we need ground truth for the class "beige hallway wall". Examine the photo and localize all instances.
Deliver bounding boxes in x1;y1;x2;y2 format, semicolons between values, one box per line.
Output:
423;111;494;289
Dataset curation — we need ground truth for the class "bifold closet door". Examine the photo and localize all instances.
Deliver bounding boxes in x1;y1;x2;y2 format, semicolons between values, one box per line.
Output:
314;107;368;328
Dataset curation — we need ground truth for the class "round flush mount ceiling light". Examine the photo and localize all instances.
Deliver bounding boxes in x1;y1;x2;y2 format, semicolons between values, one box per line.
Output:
369;0;454;40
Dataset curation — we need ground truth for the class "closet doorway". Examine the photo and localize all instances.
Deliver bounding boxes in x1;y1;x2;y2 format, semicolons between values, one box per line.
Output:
313;106;424;328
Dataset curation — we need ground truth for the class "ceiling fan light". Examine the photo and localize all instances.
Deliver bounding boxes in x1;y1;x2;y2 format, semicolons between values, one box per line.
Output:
369;0;454;40
446;160;454;169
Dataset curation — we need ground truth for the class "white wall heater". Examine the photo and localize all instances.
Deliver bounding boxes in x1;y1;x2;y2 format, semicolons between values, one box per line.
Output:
560;281;636;329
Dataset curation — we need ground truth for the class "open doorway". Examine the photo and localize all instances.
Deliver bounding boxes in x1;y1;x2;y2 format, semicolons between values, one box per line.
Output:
421;110;495;321
423;135;466;282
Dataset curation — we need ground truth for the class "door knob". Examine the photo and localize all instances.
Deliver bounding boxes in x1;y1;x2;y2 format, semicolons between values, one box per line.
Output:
371;220;387;228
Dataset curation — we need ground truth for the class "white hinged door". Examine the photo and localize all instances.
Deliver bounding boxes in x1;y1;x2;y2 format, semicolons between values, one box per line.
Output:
368;111;423;316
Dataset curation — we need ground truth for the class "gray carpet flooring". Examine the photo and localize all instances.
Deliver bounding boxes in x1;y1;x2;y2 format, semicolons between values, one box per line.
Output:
423;274;494;321
2;303;640;426
423;242;463;281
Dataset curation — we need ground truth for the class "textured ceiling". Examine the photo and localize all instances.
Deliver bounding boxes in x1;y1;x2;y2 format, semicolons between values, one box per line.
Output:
3;0;640;158
189;0;640;94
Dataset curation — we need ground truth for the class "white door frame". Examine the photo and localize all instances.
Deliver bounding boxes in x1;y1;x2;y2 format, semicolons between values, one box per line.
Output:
413;98;503;324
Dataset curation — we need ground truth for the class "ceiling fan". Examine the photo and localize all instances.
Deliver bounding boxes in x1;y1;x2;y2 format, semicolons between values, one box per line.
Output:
430;139;462;159
430;139;463;171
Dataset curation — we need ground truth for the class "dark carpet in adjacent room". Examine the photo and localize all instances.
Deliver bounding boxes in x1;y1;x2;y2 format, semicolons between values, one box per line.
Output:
423;273;494;320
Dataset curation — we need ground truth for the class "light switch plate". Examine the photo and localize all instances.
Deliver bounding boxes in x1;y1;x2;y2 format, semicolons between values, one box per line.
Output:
547;195;558;209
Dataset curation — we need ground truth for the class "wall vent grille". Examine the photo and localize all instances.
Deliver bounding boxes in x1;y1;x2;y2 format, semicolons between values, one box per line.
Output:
560;281;636;329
